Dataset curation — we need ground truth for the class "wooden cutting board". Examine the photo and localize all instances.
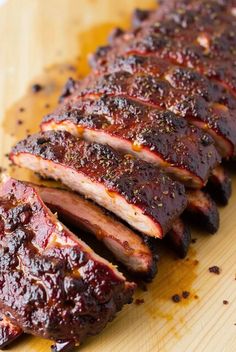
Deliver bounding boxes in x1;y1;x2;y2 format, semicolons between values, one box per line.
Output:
0;1;236;351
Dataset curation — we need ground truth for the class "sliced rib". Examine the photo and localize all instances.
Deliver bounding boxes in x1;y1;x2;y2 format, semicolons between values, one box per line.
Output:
90;1;236;96
146;0;236;37
39;185;218;261
33;184;158;279
164;217;191;259
0;190;211;349
41;96;221;188
76;71;236;157
10;131;187;239
185;189;219;234
0;176;135;347
90;0;203;66
206;165;232;205
95;55;236;111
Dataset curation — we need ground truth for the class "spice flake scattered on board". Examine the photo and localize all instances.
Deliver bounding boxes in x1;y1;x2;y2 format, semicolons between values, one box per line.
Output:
135;299;145;305
172;294;181;303
31;83;43;93
209;266;221;275
182;291;190;299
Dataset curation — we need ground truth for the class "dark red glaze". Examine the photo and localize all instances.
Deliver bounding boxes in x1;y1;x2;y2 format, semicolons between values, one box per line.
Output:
10;131;187;237
165;217;191;258
0;313;22;348
0;177;135;346
78;71;236;157
42;95;221;187
89;0;175;69
95;55;236;110
132;0;236;30
90;0;236;96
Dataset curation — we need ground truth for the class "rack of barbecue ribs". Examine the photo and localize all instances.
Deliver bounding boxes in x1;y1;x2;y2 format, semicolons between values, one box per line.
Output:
1;0;235;350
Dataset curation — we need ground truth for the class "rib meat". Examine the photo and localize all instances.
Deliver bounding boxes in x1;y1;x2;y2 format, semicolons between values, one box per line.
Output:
33;184;158;279
38;185;218;262
10;130;187;239
186;189;219;234
41;95;221;188
0;176;135;348
0;187;200;348
164;217;191;258
76;71;236;158
206;165;232;205
90;0;236;96
87;2;236;157
94;54;236;111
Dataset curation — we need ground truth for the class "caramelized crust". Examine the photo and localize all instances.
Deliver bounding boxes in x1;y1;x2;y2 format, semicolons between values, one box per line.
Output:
90;1;236;96
0;313;22;349
165;217;191;258
206;165;232;205
95;55;236;110
0;177;135;346
42;95;220;188
79;71;236;157
186;189;219;234
10;131;187;238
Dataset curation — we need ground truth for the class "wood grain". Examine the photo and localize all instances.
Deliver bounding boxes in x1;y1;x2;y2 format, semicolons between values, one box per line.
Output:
0;1;236;351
